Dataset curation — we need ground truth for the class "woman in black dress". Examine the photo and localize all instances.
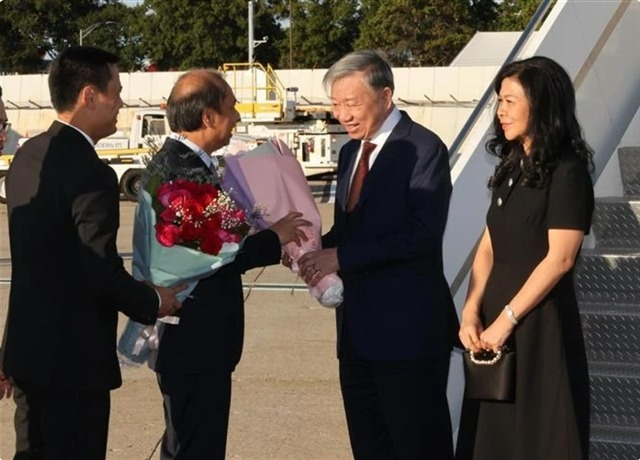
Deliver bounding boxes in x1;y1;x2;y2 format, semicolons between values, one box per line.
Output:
456;56;594;460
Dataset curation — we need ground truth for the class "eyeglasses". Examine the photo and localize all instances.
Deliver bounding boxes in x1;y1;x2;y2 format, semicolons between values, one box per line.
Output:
0;122;10;134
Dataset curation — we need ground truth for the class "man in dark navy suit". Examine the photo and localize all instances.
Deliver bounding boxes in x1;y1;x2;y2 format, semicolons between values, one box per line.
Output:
299;50;457;459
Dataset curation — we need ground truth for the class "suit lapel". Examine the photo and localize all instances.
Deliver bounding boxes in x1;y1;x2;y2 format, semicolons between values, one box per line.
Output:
337;141;360;209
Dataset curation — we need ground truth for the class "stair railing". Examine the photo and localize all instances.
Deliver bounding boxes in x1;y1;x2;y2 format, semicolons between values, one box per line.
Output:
447;0;555;300
448;0;554;169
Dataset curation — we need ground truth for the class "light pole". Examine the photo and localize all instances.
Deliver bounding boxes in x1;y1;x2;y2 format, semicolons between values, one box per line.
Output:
289;0;293;69
247;0;268;63
79;21;116;46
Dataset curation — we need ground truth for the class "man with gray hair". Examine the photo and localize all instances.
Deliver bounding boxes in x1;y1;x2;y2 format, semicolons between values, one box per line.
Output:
299;50;457;459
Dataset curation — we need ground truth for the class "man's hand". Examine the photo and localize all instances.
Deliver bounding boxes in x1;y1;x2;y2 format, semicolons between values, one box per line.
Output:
0;369;13;400
156;283;188;318
298;248;339;286
281;251;293;269
270;212;312;246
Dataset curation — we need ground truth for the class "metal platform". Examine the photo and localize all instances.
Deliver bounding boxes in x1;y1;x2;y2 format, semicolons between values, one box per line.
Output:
619;147;640;197
575;251;640;305
591;199;640;249
578;146;640;458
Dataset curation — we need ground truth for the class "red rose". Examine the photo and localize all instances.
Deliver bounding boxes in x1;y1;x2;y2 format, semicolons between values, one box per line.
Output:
155;222;180;247
202;214;222;234
157;181;181;197
200;233;223;255
180;180;202;195
179;220;202;241
159;206;179;224
158;182;193;208
182;199;205;219
194;183;219;206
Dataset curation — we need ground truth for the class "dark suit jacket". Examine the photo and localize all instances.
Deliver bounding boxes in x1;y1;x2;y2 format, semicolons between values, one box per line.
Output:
323;111;457;361
144;138;282;375
3;121;158;391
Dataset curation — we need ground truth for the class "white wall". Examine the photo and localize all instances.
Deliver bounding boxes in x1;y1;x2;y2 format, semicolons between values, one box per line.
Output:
1;66;500;154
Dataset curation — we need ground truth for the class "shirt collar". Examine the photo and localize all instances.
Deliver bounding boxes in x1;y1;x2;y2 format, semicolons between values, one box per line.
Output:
367;107;402;147
168;132;219;169
57;119;95;147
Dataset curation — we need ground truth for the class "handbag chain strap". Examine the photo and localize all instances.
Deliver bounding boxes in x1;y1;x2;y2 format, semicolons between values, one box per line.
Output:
469;350;503;365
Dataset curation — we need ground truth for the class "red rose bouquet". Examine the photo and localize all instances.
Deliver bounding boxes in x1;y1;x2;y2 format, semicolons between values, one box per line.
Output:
153;179;250;256
118;166;253;366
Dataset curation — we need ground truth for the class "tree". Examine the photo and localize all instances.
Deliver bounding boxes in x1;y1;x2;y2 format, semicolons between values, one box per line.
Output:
0;0;121;74
77;3;148;71
356;0;475;67
139;0;284;70
469;0;499;31
117;5;155;71
277;0;361;69
496;0;551;31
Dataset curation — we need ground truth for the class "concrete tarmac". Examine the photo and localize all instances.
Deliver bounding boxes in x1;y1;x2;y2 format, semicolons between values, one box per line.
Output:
0;201;351;460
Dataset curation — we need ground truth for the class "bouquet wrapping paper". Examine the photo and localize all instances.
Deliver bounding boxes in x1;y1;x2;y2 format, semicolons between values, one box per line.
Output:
118;185;244;365
222;139;343;307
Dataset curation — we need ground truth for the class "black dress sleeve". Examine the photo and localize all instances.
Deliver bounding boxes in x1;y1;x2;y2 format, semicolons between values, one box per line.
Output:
546;156;594;233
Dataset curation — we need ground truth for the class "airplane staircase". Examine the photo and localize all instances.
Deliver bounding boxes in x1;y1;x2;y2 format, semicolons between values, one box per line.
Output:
576;146;640;459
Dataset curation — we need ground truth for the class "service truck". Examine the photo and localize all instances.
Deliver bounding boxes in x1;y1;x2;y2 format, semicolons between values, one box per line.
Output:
0;109;168;203
0;63;349;204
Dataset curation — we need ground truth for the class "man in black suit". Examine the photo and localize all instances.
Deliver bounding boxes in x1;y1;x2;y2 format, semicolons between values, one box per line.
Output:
0;84;35;460
144;69;310;460
299;50;457;459
2;47;184;460
0;84;8;155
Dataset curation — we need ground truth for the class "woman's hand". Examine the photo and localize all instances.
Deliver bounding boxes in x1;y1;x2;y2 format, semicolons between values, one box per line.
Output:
458;308;484;353
479;313;514;353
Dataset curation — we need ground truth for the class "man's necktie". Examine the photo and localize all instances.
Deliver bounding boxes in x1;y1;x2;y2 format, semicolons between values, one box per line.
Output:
347;141;376;212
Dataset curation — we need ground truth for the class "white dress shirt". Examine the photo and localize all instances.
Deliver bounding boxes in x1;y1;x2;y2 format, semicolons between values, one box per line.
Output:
168;132;219;171
348;107;402;188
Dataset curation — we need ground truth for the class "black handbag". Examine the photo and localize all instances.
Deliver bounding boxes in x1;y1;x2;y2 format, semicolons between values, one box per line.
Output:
463;349;516;401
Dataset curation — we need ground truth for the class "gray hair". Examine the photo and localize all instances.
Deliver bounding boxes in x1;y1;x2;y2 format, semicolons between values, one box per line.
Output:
322;50;394;94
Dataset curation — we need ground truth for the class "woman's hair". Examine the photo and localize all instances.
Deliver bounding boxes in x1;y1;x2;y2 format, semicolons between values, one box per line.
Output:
487;56;593;189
